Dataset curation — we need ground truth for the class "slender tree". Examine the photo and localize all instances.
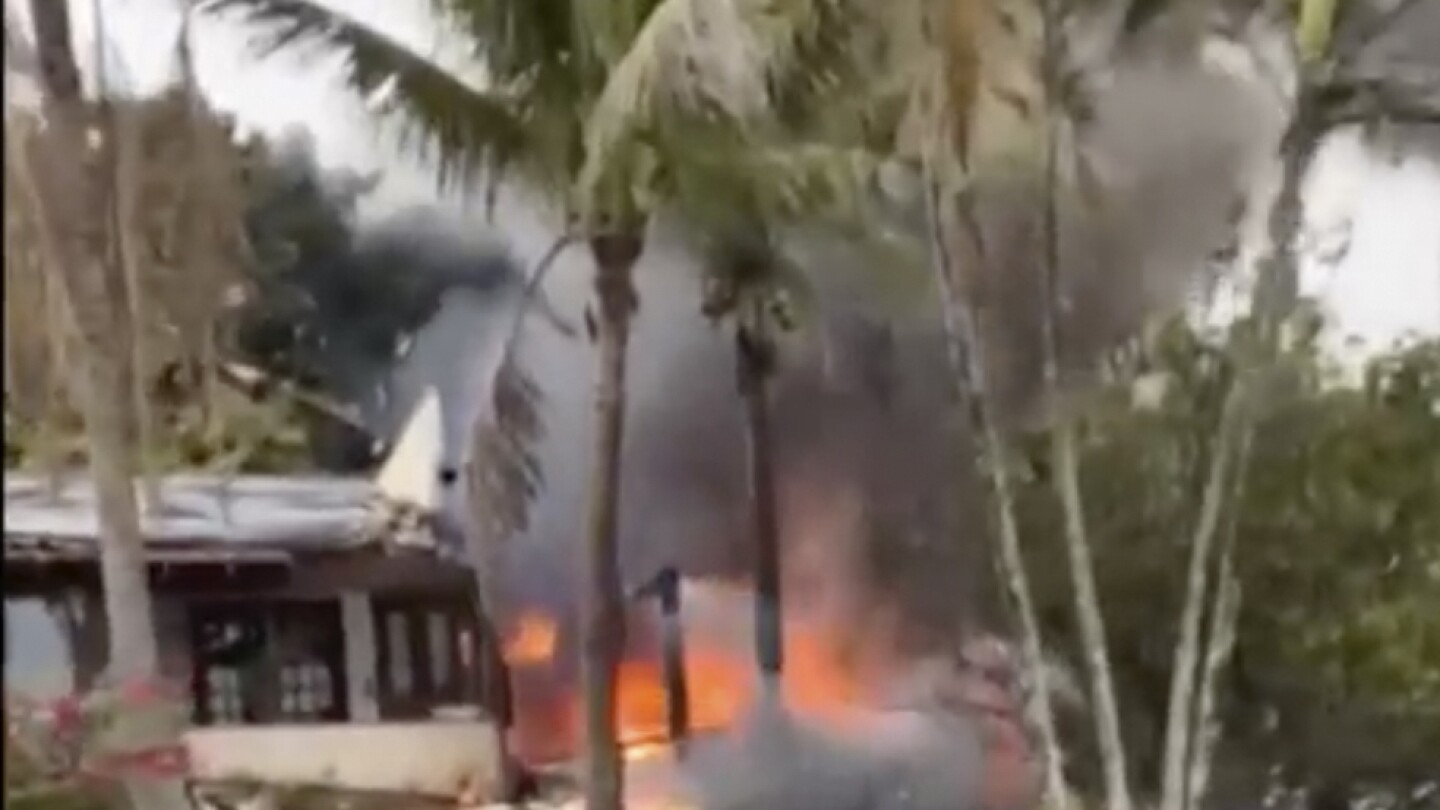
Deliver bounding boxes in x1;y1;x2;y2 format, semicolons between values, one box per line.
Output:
1156;0;1439;803
19;2;189;807
697;226;796;688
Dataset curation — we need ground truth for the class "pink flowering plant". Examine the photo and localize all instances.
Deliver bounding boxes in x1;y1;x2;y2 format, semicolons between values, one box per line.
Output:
6;677;191;800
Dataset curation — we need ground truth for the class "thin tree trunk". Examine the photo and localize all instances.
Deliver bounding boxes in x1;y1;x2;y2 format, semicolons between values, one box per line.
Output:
1159;395;1247;810
1051;424;1132;810
737;309;784;690
1037;1;1130;804
96;35;160;513
1185;534;1243;810
580;233;642;810
924;166;1070;810
25;3;186;807
1161;90;1324;810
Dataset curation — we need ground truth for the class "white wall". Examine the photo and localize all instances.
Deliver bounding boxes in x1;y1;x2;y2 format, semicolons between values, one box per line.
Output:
340;590;381;721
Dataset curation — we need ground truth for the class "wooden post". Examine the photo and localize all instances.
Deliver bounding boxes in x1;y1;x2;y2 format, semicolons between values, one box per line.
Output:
634;566;689;749
655;568;689;748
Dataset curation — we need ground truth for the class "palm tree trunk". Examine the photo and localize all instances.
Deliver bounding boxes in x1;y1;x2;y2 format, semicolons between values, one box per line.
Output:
25;3;186;807
924;168;1070;810
1036;1;1131;804
92;0;160;514
736;312;783;689
581;233;642;810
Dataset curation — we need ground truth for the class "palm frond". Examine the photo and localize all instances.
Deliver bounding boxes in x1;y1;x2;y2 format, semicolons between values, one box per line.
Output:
467;362;544;544
202;0;525;188
575;0;866;223
462;236;578;556
663;123;885;229
437;0;592;85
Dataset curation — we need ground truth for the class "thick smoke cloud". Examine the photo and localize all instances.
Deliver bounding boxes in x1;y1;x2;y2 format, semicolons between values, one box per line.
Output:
965;53;1286;426
296;21;1297;810
351;39;1288;670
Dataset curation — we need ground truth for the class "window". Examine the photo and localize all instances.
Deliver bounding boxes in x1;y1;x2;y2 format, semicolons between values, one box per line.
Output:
385;611;413;697
205;668;244;724
188;600;346;725
372;598;479;719
427;612;452;690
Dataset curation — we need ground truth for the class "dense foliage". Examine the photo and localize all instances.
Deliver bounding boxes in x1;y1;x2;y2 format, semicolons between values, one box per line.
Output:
1012;318;1440;801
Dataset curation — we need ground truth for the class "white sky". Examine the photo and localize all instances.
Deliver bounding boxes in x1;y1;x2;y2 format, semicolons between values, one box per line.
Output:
45;0;1440;356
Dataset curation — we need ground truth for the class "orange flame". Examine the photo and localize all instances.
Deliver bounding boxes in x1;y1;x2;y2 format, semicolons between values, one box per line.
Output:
502;605;862;762
504;613;559;666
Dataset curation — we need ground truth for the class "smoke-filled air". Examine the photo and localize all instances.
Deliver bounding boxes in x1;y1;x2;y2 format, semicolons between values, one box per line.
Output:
4;1;1438;810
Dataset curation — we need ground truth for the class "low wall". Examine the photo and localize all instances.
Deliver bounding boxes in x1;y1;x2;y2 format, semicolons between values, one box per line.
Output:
184;721;503;799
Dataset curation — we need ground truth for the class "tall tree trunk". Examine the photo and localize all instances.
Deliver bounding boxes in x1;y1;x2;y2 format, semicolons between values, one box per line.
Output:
925;167;1070;810
1050;424;1132;810
24;3;187;807
737;309;784;690
1159;399;1248;810
581;233;642;810
1185;537;1242;810
93;0;160;513
1160;90;1324;810
1037;2;1130;805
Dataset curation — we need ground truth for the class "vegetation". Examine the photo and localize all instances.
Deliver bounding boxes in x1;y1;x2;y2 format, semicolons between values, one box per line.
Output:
1014;320;1440;805
4;0;1438;809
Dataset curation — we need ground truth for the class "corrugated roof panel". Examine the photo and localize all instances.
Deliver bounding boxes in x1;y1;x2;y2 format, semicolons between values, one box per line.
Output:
3;474;376;550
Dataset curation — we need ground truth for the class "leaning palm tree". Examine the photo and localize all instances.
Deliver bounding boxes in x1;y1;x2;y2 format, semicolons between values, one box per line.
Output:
204;1;863;805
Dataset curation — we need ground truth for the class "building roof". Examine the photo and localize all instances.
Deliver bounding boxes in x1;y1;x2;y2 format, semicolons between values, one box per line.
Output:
3;473;383;562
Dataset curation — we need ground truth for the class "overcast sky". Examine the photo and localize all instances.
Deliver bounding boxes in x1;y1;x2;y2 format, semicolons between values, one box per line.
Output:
45;0;1440;357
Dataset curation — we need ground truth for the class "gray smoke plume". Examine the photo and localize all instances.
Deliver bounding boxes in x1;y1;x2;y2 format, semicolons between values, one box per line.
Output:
962;50;1287;426
363;35;1288;659
299;23;1296;810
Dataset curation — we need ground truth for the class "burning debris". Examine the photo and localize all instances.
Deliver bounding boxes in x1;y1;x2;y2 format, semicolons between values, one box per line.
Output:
496;576;1039;810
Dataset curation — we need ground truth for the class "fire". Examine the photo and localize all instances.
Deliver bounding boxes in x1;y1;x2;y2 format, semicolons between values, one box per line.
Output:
502;603;863;764
504;613;559;666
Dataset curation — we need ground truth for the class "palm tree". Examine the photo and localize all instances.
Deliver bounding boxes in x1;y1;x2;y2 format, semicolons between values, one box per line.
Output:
695;225;796;688
205;2;859;805
16;1;190;808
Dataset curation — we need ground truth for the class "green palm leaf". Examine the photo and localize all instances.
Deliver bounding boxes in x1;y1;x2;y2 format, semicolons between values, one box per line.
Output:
202;0;525;188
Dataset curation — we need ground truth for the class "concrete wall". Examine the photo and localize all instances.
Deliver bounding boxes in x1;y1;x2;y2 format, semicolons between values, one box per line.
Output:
184;721;504;799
